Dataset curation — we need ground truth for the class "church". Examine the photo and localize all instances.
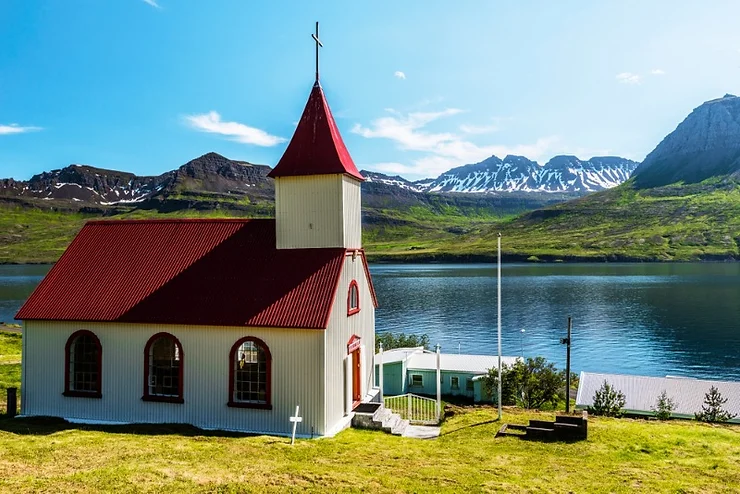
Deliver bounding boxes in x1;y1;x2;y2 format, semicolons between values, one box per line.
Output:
15;72;378;437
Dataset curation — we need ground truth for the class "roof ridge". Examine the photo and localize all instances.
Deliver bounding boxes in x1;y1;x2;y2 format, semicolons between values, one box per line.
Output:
85;218;274;225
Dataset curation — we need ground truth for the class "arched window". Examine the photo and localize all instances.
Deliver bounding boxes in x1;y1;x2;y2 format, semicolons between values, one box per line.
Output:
143;332;183;403
347;280;360;316
228;337;272;409
64;330;102;398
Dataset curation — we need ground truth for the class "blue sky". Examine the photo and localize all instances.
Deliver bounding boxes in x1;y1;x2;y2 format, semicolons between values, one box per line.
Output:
2;0;740;181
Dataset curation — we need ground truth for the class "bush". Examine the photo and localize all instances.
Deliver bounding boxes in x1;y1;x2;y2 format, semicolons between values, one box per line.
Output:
590;380;626;417
695;386;736;423
651;390;676;420
483;357;564;409
375;332;430;352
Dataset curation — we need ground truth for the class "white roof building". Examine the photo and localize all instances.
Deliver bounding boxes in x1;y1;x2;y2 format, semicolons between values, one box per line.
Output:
577;372;740;422
378;347;520;373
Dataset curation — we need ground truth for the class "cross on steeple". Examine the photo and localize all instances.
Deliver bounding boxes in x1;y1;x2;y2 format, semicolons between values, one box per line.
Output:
312;21;323;84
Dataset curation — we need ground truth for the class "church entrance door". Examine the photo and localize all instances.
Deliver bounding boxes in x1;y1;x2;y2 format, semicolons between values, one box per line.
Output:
351;348;361;405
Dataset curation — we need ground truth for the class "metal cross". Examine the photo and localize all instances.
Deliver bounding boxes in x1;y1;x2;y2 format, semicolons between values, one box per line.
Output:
289;405;303;445
312;21;323;83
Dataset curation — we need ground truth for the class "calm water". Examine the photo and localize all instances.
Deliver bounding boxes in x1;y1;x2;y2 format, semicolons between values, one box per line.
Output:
2;263;739;380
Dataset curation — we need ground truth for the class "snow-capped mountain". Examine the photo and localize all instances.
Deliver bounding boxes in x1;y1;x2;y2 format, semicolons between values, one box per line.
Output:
421;155;639;193
362;171;425;192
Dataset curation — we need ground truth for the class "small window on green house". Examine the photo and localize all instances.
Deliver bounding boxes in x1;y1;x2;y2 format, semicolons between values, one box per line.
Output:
466;378;474;391
451;376;459;390
410;374;423;387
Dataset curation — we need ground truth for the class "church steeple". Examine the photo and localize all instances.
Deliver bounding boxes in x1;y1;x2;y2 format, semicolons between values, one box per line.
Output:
268;83;364;182
271;23;363;250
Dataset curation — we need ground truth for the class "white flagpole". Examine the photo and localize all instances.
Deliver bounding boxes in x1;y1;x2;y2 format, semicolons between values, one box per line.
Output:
497;232;502;421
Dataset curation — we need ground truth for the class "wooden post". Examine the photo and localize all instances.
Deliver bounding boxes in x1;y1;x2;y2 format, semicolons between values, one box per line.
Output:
7;387;17;418
378;342;384;404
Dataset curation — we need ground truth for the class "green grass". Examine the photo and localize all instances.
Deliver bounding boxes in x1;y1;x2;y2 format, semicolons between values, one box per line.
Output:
0;407;739;492
2;332;740;491
0;332;22;414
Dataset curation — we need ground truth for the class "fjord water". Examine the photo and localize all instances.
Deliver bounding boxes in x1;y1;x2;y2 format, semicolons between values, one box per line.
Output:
1;263;739;380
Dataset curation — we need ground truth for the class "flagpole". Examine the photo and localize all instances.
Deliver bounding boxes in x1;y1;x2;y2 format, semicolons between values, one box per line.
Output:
497;232;502;421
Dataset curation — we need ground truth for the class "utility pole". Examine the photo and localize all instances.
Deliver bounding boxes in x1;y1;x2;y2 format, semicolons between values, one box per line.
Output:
561;316;572;413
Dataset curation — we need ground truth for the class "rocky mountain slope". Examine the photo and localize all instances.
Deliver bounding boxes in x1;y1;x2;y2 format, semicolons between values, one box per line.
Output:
420;155;639;193
633;94;740;188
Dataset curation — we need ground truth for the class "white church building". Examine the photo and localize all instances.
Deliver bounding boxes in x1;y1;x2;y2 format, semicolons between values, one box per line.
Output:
16;80;378;437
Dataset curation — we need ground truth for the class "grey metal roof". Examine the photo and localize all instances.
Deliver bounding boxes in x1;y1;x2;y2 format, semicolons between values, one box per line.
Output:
576;372;740;422
376;347;519;374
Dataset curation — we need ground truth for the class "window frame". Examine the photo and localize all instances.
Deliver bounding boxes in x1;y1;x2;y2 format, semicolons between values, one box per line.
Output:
228;336;272;410
63;330;102;399
466;378;475;392
347;280;360;316
450;376;460;390
410;374;423;387
142;332;184;404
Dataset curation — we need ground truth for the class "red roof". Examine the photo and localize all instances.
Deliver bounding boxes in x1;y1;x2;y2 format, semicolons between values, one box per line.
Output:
269;83;364;181
16;219;377;329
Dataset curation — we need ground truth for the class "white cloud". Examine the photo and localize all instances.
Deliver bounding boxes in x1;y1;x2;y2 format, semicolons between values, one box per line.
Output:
616;72;642;84
353;107;560;179
0;124;42;135
459;123;499;135
394;71;406;80
184;111;286;147
650;69;666;75
141;0;161;8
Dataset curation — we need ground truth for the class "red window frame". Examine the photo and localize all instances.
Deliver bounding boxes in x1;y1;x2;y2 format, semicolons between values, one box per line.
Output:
347;280;360;316
142;332;184;404
228;336;272;410
63;330;102;398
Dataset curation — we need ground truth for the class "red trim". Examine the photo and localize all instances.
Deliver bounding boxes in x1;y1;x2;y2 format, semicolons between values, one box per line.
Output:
227;336;272;410
63;330;102;399
347;280;360;316
347;335;361;354
350;249;379;309
142;332;184;404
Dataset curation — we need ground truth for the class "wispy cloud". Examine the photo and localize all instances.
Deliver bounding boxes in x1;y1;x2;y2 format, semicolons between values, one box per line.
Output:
184;111;286;147
459;123;499;135
0;123;42;135
616;72;642;84
394;71;406;80
141;0;161;8
353;108;559;179
650;69;666;75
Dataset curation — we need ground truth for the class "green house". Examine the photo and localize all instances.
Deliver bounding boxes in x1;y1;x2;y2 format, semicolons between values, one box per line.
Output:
374;347;519;403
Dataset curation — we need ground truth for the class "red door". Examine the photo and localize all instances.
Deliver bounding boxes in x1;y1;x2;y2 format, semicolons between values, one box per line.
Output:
352;348;361;404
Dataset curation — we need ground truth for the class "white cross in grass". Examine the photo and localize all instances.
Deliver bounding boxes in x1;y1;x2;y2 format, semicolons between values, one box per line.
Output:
289;405;303;445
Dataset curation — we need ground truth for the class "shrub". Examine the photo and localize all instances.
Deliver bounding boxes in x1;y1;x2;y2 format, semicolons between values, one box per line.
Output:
375;332;430;352
651;390;676;420
590;380;626;417
695;386;736;423
483;357;564;409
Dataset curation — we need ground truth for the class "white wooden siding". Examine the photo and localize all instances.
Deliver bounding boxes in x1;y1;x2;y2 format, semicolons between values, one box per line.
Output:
22;321;326;437
341;176;362;248
275;175;345;249
323;254;376;432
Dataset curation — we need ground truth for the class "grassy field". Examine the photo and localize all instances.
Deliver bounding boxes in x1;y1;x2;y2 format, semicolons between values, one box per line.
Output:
0;331;21;414
2;333;740;492
1;406;739;492
2;179;740;264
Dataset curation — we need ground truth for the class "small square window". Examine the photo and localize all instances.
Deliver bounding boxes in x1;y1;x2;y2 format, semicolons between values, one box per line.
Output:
410;374;423;387
451;376;459;390
466;378;474;391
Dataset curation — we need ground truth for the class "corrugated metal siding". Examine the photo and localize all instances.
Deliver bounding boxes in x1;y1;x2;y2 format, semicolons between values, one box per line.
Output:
275;175;346;249
374;361;405;395
23;321;327;436
341;176;362;249
577;372;740;422
17;219;346;330
323;254;376;432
